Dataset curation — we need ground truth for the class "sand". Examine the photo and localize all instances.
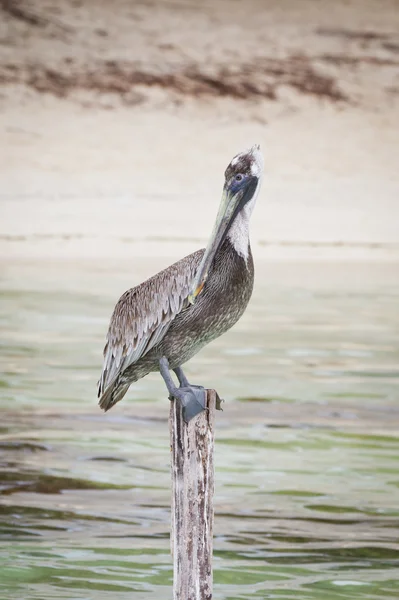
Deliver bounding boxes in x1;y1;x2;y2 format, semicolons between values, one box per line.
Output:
1;0;399;265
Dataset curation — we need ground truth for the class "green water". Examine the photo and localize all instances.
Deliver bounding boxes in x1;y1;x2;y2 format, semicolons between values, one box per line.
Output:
1;259;399;599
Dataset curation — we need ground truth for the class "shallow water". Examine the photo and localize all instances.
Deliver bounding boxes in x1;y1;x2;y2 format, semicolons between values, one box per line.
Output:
1;258;399;600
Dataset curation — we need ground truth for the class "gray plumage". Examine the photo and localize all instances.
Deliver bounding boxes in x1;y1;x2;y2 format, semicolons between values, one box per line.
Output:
98;250;202;408
98;241;253;410
98;144;263;412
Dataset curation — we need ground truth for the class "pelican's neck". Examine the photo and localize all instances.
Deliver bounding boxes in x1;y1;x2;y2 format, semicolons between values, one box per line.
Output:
227;208;251;262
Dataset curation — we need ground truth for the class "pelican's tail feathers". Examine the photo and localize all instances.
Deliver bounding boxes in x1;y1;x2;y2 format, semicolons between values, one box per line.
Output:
98;381;130;412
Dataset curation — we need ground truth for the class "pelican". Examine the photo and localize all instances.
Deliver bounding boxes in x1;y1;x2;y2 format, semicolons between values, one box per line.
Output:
98;145;264;421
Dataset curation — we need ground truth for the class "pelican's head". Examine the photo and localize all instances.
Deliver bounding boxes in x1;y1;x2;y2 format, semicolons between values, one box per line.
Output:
224;143;264;197
189;145;264;303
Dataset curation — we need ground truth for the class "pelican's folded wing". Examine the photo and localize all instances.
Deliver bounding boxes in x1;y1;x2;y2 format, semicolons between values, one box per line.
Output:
98;248;204;397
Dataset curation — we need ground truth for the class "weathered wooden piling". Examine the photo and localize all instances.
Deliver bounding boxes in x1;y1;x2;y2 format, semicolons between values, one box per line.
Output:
169;389;217;600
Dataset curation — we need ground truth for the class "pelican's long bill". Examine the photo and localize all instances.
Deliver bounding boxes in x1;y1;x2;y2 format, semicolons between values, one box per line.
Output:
188;145;263;304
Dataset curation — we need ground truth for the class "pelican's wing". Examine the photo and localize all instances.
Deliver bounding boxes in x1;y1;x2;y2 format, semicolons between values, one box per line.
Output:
98;248;204;396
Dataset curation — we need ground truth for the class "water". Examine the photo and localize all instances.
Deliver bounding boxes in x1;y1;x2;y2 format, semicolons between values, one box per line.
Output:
1;257;399;599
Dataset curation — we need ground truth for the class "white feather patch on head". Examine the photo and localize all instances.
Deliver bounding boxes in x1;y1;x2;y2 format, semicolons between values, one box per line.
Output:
249;144;264;177
229;144;264;175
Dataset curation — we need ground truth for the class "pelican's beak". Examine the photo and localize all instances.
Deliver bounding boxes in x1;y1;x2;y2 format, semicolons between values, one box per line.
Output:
188;173;258;304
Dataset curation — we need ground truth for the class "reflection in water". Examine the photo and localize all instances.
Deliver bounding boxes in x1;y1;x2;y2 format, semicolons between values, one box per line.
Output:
1;260;399;599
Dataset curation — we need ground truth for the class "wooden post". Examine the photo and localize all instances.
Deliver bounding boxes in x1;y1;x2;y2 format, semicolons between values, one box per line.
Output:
169;389;216;600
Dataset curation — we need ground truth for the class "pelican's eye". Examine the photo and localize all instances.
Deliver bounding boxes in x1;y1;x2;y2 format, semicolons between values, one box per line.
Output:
235;173;244;182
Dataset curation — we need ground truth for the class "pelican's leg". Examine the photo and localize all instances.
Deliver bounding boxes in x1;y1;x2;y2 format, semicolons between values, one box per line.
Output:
173;366;190;388
159;357;206;423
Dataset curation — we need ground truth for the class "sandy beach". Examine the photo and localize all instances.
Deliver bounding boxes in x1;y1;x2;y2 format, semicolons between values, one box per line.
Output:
1;0;399;266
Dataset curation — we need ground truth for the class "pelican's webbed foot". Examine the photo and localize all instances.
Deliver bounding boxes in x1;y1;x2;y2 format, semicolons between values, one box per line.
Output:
172;385;207;422
159;358;207;423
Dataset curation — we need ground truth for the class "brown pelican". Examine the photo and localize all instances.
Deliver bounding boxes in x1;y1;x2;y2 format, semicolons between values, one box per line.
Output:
98;145;264;421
